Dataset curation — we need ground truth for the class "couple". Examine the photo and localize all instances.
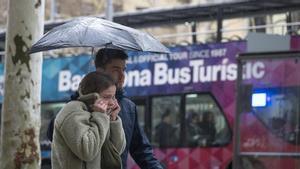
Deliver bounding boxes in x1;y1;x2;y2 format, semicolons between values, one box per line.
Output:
50;48;163;169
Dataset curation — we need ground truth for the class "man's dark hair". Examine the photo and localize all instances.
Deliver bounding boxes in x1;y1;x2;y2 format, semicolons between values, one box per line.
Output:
94;48;128;68
161;109;171;120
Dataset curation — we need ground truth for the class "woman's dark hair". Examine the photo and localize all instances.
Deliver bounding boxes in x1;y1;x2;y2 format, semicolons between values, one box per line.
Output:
94;48;128;68
79;71;116;95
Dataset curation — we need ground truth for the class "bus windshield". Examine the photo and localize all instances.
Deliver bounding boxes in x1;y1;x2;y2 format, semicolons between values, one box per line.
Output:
235;52;300;169
253;87;300;145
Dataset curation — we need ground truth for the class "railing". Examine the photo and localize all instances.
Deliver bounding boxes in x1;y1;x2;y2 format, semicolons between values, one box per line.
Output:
155;22;300;40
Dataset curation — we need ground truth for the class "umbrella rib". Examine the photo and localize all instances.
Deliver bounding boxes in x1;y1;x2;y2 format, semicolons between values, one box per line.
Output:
81;20;91;45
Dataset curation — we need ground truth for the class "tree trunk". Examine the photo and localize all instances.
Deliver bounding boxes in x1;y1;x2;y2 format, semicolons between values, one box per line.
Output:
0;0;44;169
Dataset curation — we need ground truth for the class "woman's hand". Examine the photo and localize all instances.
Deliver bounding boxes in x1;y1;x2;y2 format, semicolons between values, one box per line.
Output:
108;99;120;121
92;99;108;113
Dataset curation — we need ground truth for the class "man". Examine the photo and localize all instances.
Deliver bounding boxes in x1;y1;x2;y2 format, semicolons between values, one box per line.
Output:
154;109;177;147
48;48;163;169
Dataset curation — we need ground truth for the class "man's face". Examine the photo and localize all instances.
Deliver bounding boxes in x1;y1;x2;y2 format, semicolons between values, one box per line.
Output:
101;58;126;89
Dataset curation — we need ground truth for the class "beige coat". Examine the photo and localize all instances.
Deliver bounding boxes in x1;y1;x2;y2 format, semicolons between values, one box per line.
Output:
51;101;126;169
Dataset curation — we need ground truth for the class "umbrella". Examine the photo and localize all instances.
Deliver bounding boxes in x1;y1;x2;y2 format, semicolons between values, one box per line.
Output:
29;16;170;54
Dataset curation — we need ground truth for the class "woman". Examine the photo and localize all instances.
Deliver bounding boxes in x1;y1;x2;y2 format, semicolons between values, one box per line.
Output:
51;71;126;169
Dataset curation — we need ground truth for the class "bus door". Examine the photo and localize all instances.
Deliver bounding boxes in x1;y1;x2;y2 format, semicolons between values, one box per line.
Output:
234;51;300;169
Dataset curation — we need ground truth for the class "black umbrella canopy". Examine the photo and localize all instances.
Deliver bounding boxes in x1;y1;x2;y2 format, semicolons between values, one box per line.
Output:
29;16;170;54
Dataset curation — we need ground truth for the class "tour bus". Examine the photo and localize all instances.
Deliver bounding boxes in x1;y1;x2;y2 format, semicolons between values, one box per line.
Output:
0;38;299;169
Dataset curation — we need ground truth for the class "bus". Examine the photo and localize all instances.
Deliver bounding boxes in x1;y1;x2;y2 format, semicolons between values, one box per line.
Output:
0;39;299;169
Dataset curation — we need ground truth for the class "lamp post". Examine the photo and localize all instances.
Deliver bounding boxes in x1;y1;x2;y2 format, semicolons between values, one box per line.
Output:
106;0;114;21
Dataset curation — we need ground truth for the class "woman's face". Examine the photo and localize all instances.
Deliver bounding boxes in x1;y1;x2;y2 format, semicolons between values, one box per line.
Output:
99;85;117;108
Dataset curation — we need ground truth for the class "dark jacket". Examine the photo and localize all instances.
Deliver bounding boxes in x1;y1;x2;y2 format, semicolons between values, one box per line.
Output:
47;90;163;169
155;122;177;147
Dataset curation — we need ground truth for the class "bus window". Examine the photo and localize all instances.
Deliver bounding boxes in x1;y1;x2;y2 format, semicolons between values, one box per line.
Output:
185;94;231;147
151;95;180;148
252;87;300;145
